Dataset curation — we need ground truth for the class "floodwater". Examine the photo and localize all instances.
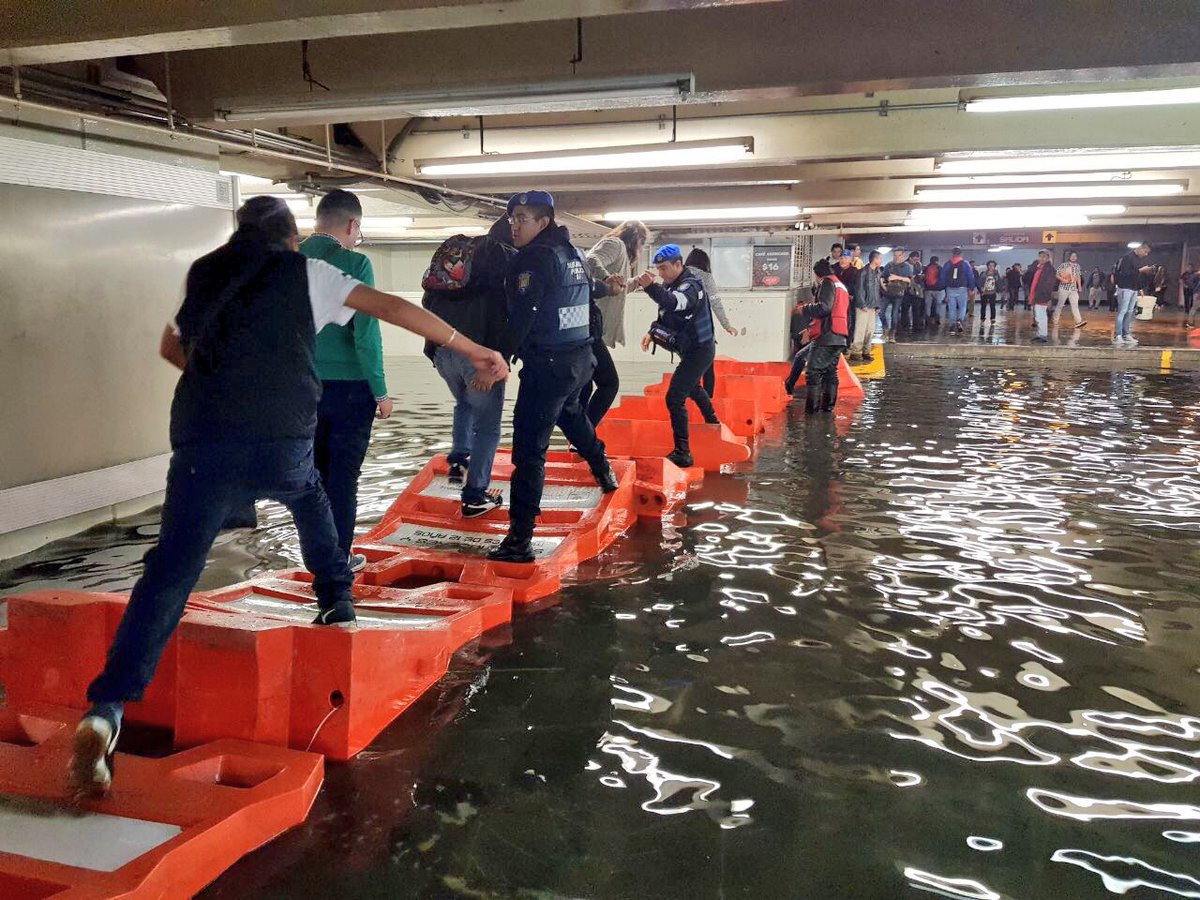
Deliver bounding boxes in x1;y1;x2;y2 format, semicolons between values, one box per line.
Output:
3;358;1200;900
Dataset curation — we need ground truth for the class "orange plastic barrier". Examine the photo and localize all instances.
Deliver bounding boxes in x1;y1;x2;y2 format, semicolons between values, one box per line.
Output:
0;580;512;760
631;455;698;519
0;704;321;900
607;393;768;438
595;417;751;473
644;370;790;415
356;451;642;605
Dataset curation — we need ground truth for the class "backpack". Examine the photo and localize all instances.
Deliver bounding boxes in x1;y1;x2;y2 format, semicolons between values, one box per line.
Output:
421;235;481;292
924;263;941;288
944;261;969;289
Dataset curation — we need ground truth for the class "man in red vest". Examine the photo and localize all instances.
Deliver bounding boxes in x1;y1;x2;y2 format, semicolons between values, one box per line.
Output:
794;259;850;413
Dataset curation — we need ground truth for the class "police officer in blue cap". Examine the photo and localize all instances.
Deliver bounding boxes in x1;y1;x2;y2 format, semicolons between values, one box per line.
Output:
488;190;621;564
633;244;721;468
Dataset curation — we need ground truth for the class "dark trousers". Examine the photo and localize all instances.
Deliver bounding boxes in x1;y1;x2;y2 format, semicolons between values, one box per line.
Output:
784;343;812;391
666;341;717;445
510;345;604;530
314;380;376;557
979;293;997;321
805;344;842;410
579;338;620;427
87;439;353;704
1185;289;1194;316
701;363;716;398
902;294;925;330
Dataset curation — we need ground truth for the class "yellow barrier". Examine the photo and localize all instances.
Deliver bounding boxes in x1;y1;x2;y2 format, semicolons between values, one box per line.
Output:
851;343;887;379
1161;349;1173;371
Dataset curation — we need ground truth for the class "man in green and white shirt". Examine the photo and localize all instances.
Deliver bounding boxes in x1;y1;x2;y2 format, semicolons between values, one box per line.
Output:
299;189;389;570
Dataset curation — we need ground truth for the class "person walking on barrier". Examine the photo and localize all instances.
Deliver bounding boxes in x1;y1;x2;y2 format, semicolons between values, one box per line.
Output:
634;244;723;468
487;191;621;565
69;196;508;798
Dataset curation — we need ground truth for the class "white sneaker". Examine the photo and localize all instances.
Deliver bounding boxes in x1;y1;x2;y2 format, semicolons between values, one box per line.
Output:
1112;336;1127;347
1125;336;1138;348
68;714;120;798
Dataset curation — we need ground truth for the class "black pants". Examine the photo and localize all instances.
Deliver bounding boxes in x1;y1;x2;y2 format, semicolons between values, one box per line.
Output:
701;363;716;398
979;293;997;321
510;345;603;530
314;380;376;556
805;343;842;411
784;343;812;391
902;294;924;331
666;341;717;445
1185;289;1195;316
579;338;619;427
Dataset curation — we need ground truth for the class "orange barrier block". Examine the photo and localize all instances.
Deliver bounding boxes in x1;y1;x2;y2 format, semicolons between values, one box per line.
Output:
357;451;641;605
630;455;696;519
791;353;866;399
711;356;792;379
607;393;767;438
595;417;750;473
0;704;321;900
644;370;789;415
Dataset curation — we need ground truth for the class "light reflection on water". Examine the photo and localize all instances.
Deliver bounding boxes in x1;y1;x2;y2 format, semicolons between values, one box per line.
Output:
3;358;1200;899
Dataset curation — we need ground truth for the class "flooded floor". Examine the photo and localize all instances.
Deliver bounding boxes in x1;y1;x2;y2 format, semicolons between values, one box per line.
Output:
3;358;1200;899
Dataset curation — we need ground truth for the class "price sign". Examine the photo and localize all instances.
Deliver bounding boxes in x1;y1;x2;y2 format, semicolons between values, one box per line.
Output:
752;245;792;288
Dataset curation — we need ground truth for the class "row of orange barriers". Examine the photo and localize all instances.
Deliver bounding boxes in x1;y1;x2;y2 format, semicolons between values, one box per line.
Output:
0;355;863;898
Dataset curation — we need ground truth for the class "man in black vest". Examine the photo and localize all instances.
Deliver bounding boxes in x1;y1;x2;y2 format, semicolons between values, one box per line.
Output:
69;196;507;798
487;191;620;564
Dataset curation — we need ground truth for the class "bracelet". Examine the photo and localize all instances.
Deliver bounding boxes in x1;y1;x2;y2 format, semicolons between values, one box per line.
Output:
374;395;389;402
445;328;458;347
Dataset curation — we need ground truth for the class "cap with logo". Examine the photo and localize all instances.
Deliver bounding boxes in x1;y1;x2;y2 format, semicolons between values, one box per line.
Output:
506;190;556;215
653;243;684;264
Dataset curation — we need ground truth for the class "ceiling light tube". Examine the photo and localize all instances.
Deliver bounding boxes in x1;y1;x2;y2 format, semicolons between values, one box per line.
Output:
908;204;1125;220
965;86;1200;113
936;149;1200;175
217;75;695;123
602;205;801;223
417;137;753;178
925;173;1146;186
915;183;1185;202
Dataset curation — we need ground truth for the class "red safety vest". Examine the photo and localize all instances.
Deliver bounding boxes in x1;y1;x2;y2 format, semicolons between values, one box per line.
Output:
809;275;851;340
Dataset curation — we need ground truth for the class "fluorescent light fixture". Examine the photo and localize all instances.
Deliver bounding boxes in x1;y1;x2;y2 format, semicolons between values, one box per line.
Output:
965;86;1200;113
417;137;753;177
220;169;275;188
925;172;1144;186
217;75;695;124
875;246;893;255
936;149;1200;175
915;183;1185;202
1128;241;1143;249
987;245;1014;252
602;205;801;223
904;204;1125;230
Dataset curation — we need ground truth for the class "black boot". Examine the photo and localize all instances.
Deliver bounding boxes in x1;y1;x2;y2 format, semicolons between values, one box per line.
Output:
703;413;722;425
804;384;822;415
821;378;839;412
590;457;619;493
666;439;693;469
487;522;535;563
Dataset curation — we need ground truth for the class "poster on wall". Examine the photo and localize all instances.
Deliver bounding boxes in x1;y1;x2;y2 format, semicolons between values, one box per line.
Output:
752;245;791;288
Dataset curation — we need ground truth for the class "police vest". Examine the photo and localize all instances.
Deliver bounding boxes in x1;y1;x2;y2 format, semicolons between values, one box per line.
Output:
660;270;715;348
170;240;320;448
527;244;592;350
809;277;851;341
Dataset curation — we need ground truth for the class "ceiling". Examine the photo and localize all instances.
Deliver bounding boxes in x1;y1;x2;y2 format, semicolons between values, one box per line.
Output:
4;0;1200;241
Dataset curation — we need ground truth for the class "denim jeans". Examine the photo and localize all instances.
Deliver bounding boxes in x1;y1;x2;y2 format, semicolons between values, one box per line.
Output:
434;346;506;504
1034;304;1049;339
925;289;945;322
946;287;969;325
315;380;376;555
879;295;903;331
87;439;353;705
1115;289;1138;338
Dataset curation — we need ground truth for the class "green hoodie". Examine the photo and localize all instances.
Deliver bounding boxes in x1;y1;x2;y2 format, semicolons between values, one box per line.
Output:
298;234;387;398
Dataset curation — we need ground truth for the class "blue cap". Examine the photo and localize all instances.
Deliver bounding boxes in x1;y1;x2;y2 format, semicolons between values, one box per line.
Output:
841;249;853;258
653;243;683;264
506;190;555;214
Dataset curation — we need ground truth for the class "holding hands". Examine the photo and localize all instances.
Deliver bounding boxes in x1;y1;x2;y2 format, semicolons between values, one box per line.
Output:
635;270;656;289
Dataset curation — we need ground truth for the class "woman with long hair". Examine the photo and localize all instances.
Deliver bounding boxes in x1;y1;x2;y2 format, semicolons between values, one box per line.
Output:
582;220;650;425
683;248;737;397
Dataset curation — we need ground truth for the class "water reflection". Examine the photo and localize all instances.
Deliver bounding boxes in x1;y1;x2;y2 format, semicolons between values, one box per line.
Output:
3;358;1200;898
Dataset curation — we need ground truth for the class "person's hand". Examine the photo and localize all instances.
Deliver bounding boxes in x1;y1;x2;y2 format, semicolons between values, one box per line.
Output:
470;375;495;392
375;397;393;419
605;274;627;293
470;346;509;382
725;325;738;336
635;271;656;289
640;333;652;353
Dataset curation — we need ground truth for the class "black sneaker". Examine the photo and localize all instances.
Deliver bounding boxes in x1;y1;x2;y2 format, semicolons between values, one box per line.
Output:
462;490;503;519
1075;320;1087;329
487;535;535;564
348;552;367;573
68;709;121;798
313;600;357;625
666;449;694;468
447;463;465;486
591;460;619;493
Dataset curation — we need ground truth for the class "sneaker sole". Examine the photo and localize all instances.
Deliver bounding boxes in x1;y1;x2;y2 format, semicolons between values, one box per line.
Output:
68;722;113;798
462;505;501;519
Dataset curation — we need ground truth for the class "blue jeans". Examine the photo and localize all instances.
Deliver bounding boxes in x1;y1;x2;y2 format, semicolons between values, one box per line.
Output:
879;294;903;331
87;439;353;705
925;289;945;321
1116;289;1138;338
434;346;506;504
315;380;376;556
946;288;969;325
1034;304;1049;339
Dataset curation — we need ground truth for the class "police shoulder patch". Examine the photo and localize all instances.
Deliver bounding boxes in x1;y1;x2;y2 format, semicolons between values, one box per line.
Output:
517;271;533;294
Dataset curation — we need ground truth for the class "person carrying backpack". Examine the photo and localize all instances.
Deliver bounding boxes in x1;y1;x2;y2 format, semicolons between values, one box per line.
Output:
421;218;518;517
923;256;944;328
941;248;977;334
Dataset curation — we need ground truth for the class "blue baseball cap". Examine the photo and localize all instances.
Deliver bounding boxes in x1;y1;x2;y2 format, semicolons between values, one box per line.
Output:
506;190;555;215
653;243;683;264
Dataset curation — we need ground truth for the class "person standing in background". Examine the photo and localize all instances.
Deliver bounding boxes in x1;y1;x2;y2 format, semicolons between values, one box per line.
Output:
940;247;977;335
583;221;650;426
848;243;865;269
1053;249;1086;329
834;249;861;355
1112;241;1153;347
1086;266;1105;310
849;250;883;362
1006;264;1024;311
880;247;912;343
923;255;944;328
903;250;925;332
976;260;1002;334
1182;265;1196;327
299;190;388;571
1027;249;1057;344
683;248;738;397
1022;259;1038;310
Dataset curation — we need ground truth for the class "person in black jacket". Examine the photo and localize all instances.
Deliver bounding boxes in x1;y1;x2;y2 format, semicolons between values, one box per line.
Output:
634;244;722;468
422;218;517;517
793;259;851;414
